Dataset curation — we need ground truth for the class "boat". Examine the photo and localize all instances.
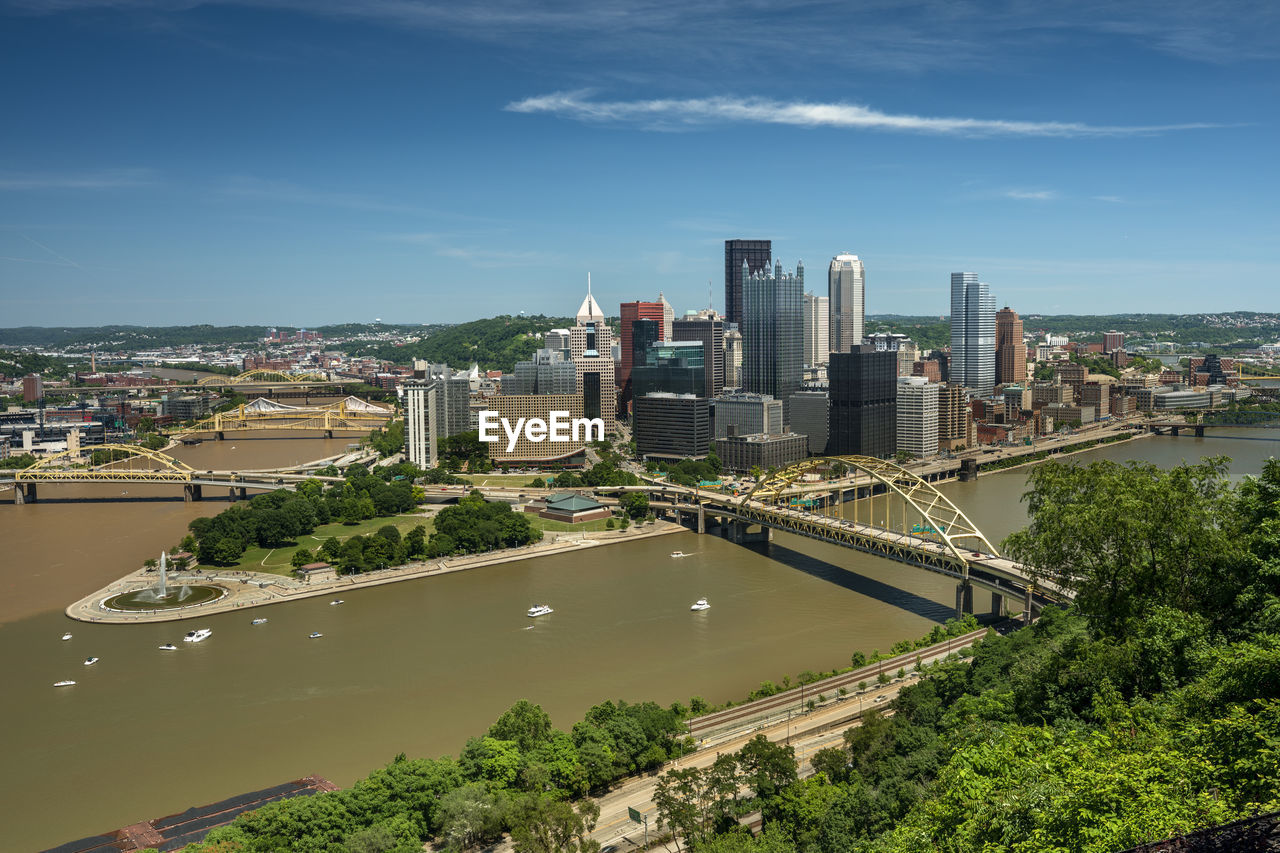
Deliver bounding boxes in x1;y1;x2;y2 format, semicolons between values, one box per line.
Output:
329;599;344;606
670;551;689;558
83;657;99;666
61;633;72;641
54;680;76;687
690;598;711;611
527;605;554;618
251;618;268;625
309;632;323;639
159;643;177;651
183;628;213;643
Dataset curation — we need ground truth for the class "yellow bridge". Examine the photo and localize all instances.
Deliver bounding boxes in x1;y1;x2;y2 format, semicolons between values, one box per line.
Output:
0;444;344;504
197;369;332;386
628;455;1065;620
172;397;395;439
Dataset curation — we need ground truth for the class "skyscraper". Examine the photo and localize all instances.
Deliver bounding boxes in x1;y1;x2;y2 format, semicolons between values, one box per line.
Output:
618;299;665;414
995;306;1026;387
802;292;830;367
742;259;803;423
725;239;771;330
828;346;896;458
950;272;996;396
672;309;725;400
828;253;865;354
570;284;616;434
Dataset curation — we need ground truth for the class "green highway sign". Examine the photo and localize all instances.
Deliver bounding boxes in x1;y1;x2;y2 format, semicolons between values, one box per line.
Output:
628;807;643;824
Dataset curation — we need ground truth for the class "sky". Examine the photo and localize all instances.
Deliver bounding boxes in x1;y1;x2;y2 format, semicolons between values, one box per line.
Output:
0;0;1277;327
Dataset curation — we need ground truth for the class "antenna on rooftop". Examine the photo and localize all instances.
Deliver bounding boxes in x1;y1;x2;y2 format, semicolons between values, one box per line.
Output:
708;280;713;311
587;272;592;296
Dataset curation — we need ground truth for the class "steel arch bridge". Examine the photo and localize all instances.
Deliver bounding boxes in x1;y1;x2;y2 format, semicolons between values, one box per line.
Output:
11;443;197;483
197;369;331;386
172;398;395;437
741;455;1000;567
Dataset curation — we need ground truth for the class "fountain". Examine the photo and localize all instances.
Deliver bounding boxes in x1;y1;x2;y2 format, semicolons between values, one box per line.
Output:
102;551;226;612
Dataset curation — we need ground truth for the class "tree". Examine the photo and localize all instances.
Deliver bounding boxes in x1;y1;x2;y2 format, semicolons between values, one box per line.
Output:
620;492;649;520
291;548;313;568
489;699;554;754
509;795;601;853
436;782;506;850
736;735;798;803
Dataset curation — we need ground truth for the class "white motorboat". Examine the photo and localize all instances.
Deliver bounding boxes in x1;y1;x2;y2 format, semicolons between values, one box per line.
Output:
61;633;72;641
183;628;213;643
251;618;268;625
159;643;177;651
54;680;76;687
690;598;711;611
670;551;689;558
83;657;99;666
329;599;344;606
309;631;323;639
527;605;554;618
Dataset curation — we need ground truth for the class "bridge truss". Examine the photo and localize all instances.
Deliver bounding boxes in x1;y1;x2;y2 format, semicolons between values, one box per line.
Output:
739;455;1000;570
197;369;331;386
12;444;197;483
173;398;395;437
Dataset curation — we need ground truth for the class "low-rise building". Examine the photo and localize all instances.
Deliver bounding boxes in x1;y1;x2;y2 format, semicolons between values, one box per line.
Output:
714;432;809;472
524;491;612;524
634;393;709;460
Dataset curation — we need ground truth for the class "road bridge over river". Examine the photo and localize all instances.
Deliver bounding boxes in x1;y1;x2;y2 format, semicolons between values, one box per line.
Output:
601;455;1068;620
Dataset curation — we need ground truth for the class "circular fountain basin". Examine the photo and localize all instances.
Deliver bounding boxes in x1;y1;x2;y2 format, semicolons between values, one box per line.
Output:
102;585;226;612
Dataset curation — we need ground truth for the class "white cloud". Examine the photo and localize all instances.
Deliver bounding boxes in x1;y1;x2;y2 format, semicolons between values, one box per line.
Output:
1004;189;1058;200
506;92;1221;138
0;168;156;190
1093;195;1125;203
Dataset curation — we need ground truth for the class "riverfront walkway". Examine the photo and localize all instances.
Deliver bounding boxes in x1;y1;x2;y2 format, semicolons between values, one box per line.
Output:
64;521;684;624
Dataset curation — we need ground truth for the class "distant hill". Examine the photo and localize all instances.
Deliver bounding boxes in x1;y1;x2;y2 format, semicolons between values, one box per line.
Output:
346;314;573;373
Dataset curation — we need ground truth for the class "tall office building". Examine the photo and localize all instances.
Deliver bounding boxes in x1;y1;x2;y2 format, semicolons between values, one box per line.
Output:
713;393;783;439
658;291;675;341
404;373;471;468
789;389;829;455
672;309;725;400
631;340;705;398
570;285;616;434
950;272;996;395
995;306;1026;387
897;376;940;458
828;346;896;459
741;259;803;423
725;239;772;330
828;253;865;354
723;328;743;389
1103;331;1126;353
802;292;830;367
618;300;665;414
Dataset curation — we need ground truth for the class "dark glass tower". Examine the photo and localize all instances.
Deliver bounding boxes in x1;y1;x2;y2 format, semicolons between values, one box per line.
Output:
828;346;897;459
672;313;725;400
725;239;771;330
742;259;803;424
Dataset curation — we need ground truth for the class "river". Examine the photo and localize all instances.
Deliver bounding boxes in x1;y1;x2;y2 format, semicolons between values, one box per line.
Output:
1;429;1276;850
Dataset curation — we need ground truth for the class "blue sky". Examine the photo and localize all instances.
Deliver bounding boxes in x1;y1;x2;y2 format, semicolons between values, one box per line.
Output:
1;0;1277;327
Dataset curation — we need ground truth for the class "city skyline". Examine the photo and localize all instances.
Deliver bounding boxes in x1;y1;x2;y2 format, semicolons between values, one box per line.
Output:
2;2;1277;326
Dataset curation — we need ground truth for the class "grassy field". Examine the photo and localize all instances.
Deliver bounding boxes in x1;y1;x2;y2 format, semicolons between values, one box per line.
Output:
458;473;547;488
526;515;617;533
198;513;434;576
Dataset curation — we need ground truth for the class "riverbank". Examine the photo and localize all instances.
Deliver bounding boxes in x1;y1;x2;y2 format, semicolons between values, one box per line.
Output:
971;426;1153;476
64;520;685;624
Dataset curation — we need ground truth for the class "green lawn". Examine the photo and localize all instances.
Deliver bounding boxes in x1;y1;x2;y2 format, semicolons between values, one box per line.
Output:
198;513;433;576
526;515;618;533
458;473;547;488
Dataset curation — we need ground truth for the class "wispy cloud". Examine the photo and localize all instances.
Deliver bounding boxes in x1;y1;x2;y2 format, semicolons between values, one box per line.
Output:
506;91;1222;137
218;176;420;214
1092;195;1126;203
380;230;557;267
1004;189;1058;200
0;168;156;190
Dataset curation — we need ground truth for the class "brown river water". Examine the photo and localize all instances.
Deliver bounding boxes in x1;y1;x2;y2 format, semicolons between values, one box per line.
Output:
0;429;1275;850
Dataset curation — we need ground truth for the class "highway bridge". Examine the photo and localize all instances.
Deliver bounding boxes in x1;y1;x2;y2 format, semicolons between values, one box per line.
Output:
0;444;344;504
169;397;395;440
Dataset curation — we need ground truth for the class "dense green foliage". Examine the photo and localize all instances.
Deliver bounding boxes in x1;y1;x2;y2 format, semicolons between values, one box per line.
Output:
349;315;573;373
0;350;79;379
187;465;418;568
439;431;493;473
426;489;543;557
0;453;37;469
182;698;689;852
0;325;272;348
649;454;723;487
534;460;641;489
368;420;404;458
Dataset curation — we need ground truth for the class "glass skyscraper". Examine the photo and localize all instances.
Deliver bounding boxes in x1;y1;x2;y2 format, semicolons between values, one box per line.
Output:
828;253;865;354
725;239;772;331
950;272;996;396
742;259;803;423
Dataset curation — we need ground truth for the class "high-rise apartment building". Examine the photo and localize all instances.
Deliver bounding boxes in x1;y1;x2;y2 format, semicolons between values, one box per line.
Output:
404;373;471;467
995;306;1026;387
619;300;665;414
938;383;974;451
1103;331;1125;353
802;292;830;367
725;239;771;330
897;376;940;458
828;346;896;458
950;272;996;395
672;309;725;400
742;259;803;423
828;253;865;354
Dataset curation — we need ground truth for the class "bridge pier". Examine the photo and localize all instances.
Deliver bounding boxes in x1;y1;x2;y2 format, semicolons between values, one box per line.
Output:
1195;425;1205;438
724;520;770;545
184;484;203;502
13;483;36;504
323;429;333;439
954;580;973;616
214;431;225;441
697;504;705;534
1023;587;1034;624
990;592;1004;618
958;458;979;482
1170;426;1181;436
